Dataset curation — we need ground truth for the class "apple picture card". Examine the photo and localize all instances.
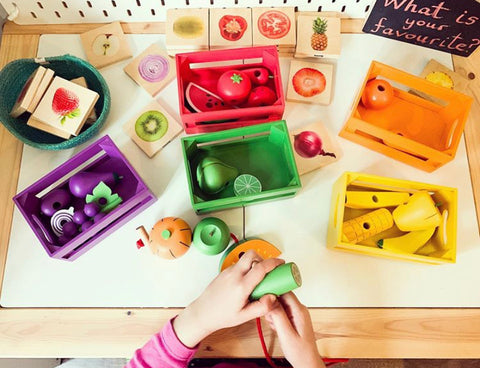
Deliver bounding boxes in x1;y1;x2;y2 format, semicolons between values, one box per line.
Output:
295;15;341;59
10;66;47;118
289;121;342;176
124;44;176;97
287;60;334;105
123;99;183;158
165;8;209;55
80;21;132;69
31;76;99;136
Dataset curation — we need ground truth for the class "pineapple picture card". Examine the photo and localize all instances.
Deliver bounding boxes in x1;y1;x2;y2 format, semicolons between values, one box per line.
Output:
289;121;342;176
31;76;99;136
10;66;47;118
295;15;341;58
252;7;296;48
419;59;470;93
123;99;183;158
124;44;176;97
80;21;132;69
165;8;209;54
209;8;253;49
287;60;334;105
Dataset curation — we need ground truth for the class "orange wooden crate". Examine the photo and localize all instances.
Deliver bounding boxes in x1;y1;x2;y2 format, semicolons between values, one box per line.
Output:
339;61;472;172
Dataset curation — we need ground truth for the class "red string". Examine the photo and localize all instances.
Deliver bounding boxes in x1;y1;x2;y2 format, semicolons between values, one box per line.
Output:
230;232;239;244
256;317;279;368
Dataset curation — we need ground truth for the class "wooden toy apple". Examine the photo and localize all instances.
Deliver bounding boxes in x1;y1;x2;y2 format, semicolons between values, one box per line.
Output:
245;86;276;107
392;191;441;231
361;79;394;110
216;70;252;106
294;131;336;158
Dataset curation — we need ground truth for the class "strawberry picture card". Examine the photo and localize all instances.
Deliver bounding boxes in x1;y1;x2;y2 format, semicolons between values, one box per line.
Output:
27;115;71;139
287;60;334;105
31;76;99;136
10;66;47;118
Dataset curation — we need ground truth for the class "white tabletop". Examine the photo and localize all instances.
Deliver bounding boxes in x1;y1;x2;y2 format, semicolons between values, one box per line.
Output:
1;33;478;308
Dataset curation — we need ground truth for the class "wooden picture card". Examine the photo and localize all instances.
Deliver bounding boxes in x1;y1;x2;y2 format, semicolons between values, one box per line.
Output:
166;8;209;52
123;99;183;158
209;8;253;49
124;44;176;97
80;21;132;69
295;15;341;58
70;76;98;124
27;115;72;139
252;7;296;47
27;67;55;114
287;60;334;105
10;66;47;118
419;59;470;93
31;76;99;136
289;121;342;176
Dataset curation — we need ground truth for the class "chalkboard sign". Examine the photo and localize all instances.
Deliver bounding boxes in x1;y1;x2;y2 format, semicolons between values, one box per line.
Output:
363;0;480;57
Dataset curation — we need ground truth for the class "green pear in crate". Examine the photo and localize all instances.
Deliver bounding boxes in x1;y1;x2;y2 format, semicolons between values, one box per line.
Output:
196;157;239;194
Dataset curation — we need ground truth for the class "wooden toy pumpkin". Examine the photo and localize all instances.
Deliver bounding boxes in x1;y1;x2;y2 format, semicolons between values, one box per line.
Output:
136;217;192;259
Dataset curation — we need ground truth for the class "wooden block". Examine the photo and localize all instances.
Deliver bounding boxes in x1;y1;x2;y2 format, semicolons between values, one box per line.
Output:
289;121;342;176
124;44;176;97
209;8;253;49
27;115;72;139
165;8;209;53
287;60;334;105
123;100;183;158
31;76;99;136
252;7;296;47
10;66;46;118
70;76;98;124
27;67;55;113
80;21;132;69
295;15;341;59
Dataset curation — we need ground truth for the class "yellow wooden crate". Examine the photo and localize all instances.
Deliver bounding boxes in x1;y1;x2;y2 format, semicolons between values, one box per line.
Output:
327;172;457;265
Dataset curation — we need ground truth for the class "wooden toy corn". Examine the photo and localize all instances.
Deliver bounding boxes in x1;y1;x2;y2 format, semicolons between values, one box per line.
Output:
342;208;393;244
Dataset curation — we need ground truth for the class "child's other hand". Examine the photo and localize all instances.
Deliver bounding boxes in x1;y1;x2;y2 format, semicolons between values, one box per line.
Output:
173;250;284;348
265;292;325;368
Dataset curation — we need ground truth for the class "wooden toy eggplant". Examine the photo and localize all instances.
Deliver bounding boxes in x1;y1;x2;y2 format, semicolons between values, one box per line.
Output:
68;171;121;198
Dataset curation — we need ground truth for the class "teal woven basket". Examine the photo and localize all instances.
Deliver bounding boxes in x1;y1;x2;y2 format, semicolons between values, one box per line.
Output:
0;54;110;150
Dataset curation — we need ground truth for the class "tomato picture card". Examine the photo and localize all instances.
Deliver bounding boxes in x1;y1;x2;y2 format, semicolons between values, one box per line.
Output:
286;60;334;105
31;76;99;136
289;121;342;176
123;100;183;158
165;8;209;55
10;66;47;118
80;21;132;69
209;8;253;49
295;15;341;58
252;7;296;48
124;44;176;97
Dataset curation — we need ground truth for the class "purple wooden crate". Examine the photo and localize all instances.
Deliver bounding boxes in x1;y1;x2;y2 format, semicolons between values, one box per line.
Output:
13;135;156;261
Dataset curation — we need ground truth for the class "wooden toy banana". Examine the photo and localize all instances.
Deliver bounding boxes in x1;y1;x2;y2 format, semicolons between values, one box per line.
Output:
377;226;436;254
345;191;410;209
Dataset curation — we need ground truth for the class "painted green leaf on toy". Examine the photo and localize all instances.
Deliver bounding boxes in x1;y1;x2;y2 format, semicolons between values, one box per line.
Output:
85;181;123;213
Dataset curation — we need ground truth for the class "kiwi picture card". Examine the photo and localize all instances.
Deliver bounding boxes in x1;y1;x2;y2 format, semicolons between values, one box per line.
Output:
124;44;176;97
295;15;341;59
165;8;209;54
123;99;183;158
31;76;99;136
10;66;46;118
287;60;334;105
80;21;132;69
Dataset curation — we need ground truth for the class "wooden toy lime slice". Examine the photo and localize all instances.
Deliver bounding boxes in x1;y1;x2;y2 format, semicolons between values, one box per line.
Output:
234;174;262;196
219;239;281;272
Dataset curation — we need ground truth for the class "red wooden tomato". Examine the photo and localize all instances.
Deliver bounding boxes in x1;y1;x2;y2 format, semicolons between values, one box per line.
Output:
219;15;248;41
257;10;291;39
216;70;252;106
361;79;394;110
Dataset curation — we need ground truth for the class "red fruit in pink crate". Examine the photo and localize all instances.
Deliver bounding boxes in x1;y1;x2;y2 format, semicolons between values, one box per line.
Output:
245;86;277;107
52;87;80;125
216;70;251;106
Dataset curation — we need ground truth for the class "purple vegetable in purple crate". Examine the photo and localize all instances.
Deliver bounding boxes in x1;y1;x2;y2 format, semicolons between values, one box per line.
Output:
40;188;72;216
73;210;88;225
84;202;100;217
62;221;78;238
93;212;106;223
68;171;121;198
80;220;94;232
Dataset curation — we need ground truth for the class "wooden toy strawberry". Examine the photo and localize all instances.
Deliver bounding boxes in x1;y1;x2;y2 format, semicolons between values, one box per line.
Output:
52;87;80;124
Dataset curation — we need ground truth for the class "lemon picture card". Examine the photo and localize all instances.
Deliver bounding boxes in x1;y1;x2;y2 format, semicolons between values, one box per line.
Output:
209;8;253;49
80;21;132;69
165;8;209;54
124;44;176;97
287;60;334;105
31;76;99;136
10;66;47;118
123;100;183;158
295;15;341;58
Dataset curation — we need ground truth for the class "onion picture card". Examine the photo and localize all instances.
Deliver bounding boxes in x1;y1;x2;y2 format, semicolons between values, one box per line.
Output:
124;44;176;97
295;15;341;59
80;21;132;69
165;8;209;55
287;60;334;105
289;121;342;176
10;66;47;118
252;7;296;53
123;99;183;158
31;76;99;136
209;8;253;49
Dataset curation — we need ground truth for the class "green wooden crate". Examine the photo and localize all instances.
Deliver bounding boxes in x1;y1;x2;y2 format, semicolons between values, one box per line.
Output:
182;121;301;214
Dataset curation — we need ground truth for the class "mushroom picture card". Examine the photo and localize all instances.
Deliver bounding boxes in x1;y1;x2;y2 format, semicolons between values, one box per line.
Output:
287;60;334;105
80;21;132;69
124;44;176;97
165;7;209;55
123;99;183;158
295;15;341;58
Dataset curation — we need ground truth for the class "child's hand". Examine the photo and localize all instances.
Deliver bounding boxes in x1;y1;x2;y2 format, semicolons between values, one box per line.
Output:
265;292;325;368
173;250;284;348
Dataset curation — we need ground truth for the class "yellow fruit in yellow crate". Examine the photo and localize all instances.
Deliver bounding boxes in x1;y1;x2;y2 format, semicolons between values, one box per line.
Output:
342;208;393;244
377;226;436;254
345;191;410;209
393;191;441;231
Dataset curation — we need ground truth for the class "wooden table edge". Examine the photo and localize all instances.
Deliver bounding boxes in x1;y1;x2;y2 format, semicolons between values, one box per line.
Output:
1;21;480;359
